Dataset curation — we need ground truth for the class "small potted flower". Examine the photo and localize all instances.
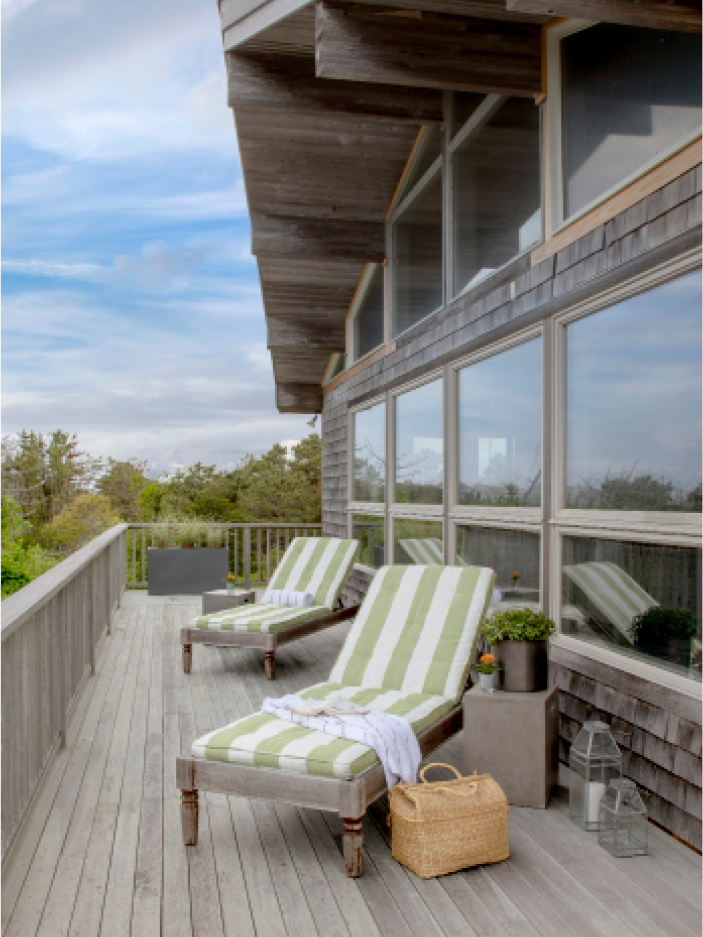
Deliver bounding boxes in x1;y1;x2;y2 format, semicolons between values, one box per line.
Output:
475;653;501;693
225;572;236;593
511;571;520;587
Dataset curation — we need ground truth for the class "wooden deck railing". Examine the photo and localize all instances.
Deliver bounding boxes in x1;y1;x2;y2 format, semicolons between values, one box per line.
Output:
125;523;322;589
1;524;127;863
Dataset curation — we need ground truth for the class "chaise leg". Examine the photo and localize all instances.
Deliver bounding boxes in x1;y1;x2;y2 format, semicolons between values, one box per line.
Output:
343;817;363;877
182;789;199;845
264;650;276;680
183;643;192;674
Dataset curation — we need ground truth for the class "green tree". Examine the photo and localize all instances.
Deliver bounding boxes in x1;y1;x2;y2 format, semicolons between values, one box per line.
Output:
1;495;56;598
97;457;151;520
46;493;121;554
237;435;322;523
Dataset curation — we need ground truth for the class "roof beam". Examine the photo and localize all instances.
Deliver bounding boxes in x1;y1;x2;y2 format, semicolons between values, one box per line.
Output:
251;212;386;261
315;1;542;96
506;0;701;32
227;52;444;123
276;382;324;414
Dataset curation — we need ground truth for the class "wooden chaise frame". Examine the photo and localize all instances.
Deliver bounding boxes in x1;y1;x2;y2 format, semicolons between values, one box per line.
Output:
176;703;463;877
180;600;361;680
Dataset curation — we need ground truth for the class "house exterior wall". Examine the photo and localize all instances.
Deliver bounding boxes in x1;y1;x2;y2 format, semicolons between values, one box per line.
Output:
326;163;702;848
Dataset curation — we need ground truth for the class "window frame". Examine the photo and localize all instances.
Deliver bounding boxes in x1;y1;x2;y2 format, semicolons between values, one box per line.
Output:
347;395;388;514
545;19;703;237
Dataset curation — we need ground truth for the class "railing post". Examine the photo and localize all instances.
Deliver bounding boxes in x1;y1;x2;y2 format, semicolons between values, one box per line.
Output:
243;526;251;590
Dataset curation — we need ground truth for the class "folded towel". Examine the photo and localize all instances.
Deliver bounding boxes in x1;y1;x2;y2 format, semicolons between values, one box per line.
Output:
268;590;315;608
262;693;421;788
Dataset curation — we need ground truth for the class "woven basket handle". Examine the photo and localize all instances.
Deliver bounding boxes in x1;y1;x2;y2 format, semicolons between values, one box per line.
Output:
419;763;463;783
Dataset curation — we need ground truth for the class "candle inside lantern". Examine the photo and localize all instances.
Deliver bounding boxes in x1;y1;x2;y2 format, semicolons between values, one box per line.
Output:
586;781;606;824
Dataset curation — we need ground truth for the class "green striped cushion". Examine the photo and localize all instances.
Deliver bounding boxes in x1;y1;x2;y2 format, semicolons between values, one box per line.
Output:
398;538;444;564
193;603;329;634
330;565;495;701
264;537;359;610
563;561;658;646
192;682;455;778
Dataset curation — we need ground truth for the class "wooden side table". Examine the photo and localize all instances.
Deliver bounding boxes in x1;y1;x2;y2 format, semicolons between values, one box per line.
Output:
463;684;559;808
202;589;256;615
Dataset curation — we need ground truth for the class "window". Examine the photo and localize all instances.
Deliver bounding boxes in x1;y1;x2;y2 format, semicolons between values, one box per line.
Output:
558;24;701;220
562;535;701;682
458;338;541;506
352;514;385;568
394;519;443;564
564;270;702;512
392;171;443;337
452;98;541;297
352;402;386;503
457;525;540;609
352;265;384;361
395;379;443;504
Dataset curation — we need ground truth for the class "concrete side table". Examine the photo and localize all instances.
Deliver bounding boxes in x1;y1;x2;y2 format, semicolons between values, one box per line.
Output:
202;589;256;615
463;684;559;808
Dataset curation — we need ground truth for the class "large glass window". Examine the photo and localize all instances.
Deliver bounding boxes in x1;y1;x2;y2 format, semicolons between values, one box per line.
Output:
394;519;443;564
452;98;541;296
565;271;702;512
458;339;541;507
351;514;385;569
457;526;540;610
393;172;443;337
354;266;384;361
561;24;701;218
352;402;386;503
395;379;443;504
562;535;702;682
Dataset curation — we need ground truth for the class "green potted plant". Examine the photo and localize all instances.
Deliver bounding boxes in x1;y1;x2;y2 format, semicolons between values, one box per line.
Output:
629;607;698;668
480;608;556;692
474;653;501;693
147;517;228;596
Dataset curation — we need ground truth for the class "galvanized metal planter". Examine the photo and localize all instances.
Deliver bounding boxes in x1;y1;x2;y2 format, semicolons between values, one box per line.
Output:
147;548;229;596
493;640;548;692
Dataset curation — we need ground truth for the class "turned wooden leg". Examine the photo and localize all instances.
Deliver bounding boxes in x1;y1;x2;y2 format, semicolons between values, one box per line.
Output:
343;817;363;877
183;644;192;674
182;789;199;845
264;650;275;680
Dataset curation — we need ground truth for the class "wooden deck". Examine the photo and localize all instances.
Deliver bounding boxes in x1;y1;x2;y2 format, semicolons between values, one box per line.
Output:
3;592;701;937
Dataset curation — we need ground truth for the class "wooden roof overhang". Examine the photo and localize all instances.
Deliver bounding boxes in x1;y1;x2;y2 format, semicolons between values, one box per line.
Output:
220;0;701;413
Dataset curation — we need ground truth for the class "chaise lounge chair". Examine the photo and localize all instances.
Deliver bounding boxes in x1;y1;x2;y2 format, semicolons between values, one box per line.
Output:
563;560;658;647
181;537;360;679
176;563;495;876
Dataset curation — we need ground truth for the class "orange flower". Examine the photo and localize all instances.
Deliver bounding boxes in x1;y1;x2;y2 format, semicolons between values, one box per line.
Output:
226;573;235;581
480;653;495;664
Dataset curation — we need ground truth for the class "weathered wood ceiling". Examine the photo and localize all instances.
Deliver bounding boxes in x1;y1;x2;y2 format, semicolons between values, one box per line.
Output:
222;0;699;411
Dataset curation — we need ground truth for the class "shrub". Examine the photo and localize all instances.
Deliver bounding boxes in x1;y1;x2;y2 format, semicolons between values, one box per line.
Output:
629;606;699;645
481;607;556;645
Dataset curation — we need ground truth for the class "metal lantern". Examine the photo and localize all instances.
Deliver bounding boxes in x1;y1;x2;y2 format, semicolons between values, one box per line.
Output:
569;720;622;831
598;778;648;857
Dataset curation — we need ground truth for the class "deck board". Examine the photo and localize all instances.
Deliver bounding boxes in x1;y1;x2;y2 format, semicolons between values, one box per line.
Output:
4;592;701;937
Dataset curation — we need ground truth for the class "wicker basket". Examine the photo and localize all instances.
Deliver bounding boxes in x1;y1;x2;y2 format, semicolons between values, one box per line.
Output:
389;763;509;878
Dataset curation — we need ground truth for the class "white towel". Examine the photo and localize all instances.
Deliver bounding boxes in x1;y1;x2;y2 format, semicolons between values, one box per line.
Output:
262;694;421;788
268;590;315;608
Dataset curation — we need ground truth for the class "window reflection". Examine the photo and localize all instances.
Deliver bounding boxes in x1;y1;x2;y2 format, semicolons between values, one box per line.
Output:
457;526;540;611
353;403;385;503
565;270;702;511
452;98;541;297
393;172;443;337
394;519;443;564
562;535;702;682
561;24;701;218
351;514;385;568
459;339;541;506
395;380;443;504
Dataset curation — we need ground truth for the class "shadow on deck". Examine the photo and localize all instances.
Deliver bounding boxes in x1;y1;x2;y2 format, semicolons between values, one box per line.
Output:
3;591;701;937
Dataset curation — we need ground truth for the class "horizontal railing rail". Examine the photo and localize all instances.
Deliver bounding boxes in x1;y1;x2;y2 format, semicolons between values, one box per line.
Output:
1;524;128;863
125;523;322;589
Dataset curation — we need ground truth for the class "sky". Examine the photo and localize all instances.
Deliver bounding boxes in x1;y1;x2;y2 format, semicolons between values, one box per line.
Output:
2;0;314;475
